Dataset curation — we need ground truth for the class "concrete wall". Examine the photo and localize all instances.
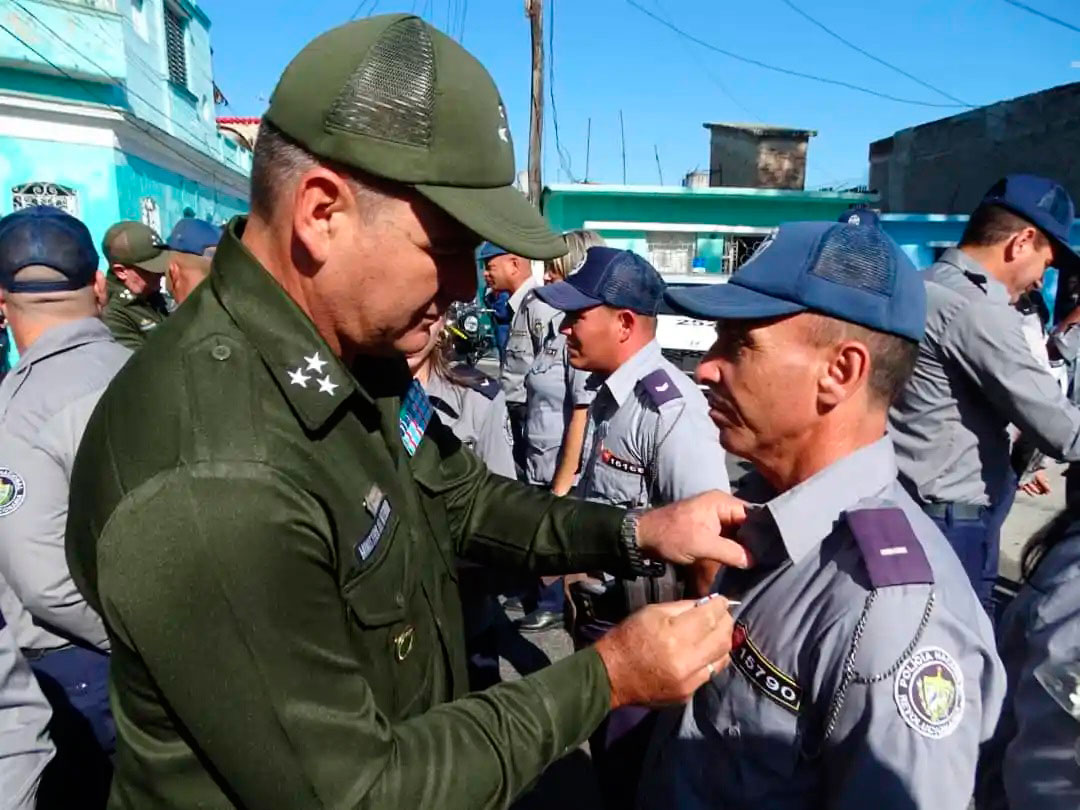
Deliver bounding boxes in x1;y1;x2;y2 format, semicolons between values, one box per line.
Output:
870;82;1080;213
707;129;809;190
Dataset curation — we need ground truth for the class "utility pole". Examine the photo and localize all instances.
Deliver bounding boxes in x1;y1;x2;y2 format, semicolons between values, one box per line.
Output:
584;117;591;183
525;0;543;205
619;109;627;185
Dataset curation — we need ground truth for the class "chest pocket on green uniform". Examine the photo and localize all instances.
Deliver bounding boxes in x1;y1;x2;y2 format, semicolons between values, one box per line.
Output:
342;497;435;717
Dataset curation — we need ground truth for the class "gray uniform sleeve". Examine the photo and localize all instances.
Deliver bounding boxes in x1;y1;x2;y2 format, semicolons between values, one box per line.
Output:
0;434;109;651
822;587;1005;810
0;605;54;810
999;575;1080;807
648;397;729;503
470;391;517;480
944;300;1080;461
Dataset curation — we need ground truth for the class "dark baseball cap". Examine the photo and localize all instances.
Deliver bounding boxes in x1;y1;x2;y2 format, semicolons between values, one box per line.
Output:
664;222;926;342
534;247;665;315
102;221;169;273
167;217;222;255
838;205;880;228
0;206;99;293
477;241;509;262
980;174;1080;272
266;14;566;261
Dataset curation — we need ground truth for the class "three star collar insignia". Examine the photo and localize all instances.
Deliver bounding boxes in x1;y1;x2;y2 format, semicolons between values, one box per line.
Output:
287;352;339;396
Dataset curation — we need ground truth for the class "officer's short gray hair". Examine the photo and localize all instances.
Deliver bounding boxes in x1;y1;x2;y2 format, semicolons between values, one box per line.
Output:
250;120;388;222
803;313;918;407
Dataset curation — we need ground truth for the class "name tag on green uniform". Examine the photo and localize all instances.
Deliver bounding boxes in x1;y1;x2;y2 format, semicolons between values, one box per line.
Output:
356;484;392;563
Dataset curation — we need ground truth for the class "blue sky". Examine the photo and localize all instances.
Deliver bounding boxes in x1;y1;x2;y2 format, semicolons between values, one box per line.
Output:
205;0;1080;190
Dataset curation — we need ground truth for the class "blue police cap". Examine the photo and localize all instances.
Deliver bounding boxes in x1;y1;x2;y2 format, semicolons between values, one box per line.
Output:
534;246;665;315
979;174;1080;272
0;206;98;293
664;221;926;342
167;217;222;256
476;241;509;261
838;205;880;228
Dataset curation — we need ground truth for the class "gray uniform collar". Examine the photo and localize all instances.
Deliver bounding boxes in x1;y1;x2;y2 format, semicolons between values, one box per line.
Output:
508;275;538;313
740;436;898;565
10;318;115;370
934;248;1011;305
602;340;663;407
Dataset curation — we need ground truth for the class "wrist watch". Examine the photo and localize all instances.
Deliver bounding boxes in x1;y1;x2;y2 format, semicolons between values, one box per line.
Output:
620;508;666;577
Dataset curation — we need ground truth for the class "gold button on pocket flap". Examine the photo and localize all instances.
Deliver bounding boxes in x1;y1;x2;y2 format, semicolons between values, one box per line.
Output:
394;625;415;662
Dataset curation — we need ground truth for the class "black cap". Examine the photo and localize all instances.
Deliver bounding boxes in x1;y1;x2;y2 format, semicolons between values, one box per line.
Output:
0;206;98;293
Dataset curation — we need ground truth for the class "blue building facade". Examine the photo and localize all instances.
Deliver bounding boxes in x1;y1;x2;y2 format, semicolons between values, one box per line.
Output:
0;0;249;251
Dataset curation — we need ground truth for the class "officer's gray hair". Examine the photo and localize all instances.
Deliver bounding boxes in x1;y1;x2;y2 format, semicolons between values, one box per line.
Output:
802;313;918;407
249;120;388;222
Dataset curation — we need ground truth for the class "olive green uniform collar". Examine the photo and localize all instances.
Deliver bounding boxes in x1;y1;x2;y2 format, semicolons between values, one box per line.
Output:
211;217;363;431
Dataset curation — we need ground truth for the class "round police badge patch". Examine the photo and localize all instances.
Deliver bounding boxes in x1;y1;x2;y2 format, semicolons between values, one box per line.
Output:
0;468;26;517
894;646;964;739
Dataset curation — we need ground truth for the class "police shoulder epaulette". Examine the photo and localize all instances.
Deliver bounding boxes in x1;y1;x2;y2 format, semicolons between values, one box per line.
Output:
448;363;499;400
638;368;683;409
844;502;934;589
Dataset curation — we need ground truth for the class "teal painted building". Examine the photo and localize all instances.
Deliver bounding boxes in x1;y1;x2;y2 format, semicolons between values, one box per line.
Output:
0;0;249;253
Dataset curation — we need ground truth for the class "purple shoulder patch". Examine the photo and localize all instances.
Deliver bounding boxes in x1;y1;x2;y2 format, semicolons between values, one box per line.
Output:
639;369;682;407
845;508;934;588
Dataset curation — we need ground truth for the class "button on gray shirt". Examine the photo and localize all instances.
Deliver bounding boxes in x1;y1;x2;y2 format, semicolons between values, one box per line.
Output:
499;277;560;406
0;318;129;652
576;340;728;507
976;530;1080;810
0;607;53;810
639;438;1005;810
523;331;594;487
890;249;1080;506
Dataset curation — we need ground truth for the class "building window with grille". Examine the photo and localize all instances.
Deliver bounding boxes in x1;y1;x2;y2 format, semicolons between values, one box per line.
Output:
164;4;188;89
646;232;696;277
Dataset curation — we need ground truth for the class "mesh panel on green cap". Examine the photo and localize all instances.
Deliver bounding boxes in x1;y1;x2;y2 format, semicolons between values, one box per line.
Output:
326;17;435;148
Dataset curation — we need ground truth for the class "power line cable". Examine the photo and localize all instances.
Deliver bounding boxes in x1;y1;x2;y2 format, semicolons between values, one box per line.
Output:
349;0;371;20
1001;0;1080;34
547;0;577;182
778;0;973;106
8;0;248;175
627;0;969;109
650;0;759;120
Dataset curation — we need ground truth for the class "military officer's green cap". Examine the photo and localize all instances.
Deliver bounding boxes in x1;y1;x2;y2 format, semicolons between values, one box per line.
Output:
102;221;169;274
265;13;566;261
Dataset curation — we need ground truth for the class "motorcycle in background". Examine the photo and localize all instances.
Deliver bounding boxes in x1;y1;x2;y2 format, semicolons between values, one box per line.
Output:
444;300;495;366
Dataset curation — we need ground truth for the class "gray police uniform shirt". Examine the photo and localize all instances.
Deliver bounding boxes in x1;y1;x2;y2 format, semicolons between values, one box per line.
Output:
424;365;516;479
0;318;129;653
638;437;1006;810
499;276;560;406
576;339;728;507
0;607;53;810
976;531;1080;809
889;248;1080;506
523;330;594;487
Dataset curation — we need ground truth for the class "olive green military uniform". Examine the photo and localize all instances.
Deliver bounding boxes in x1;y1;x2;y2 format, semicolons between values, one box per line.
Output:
100;220;172;351
66;220;633;809
100;275;169;351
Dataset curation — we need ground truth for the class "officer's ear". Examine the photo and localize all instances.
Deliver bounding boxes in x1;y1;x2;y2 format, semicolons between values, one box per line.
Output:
93;271;107;311
818;339;871;408
1005;226;1040;262
616;308;636;339
291;165;354;266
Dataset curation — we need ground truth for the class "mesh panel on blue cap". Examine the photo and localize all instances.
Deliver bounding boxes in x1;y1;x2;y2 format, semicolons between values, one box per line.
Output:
0;212;94;287
604;252;663;313
809;226;893;295
325;17;435;147
1037;185;1072;229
